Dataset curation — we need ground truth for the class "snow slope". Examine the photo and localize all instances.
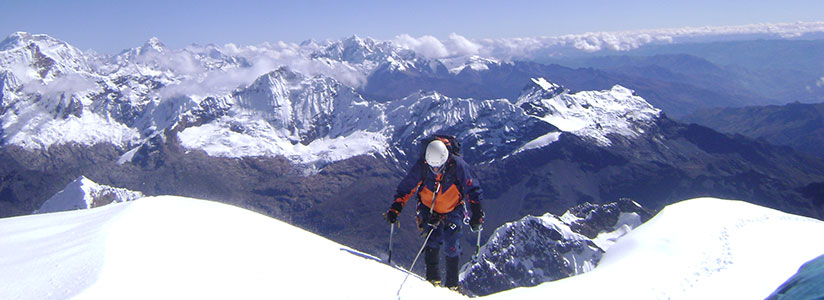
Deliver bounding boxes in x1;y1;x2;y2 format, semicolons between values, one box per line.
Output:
486;198;824;299
0;196;822;299
0;196;460;300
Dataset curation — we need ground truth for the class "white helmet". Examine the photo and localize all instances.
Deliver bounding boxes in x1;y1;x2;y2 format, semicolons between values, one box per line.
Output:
425;140;449;168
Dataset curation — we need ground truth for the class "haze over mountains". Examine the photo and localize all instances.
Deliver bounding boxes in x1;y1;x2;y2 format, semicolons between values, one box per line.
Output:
2;22;824;289
683;102;824;159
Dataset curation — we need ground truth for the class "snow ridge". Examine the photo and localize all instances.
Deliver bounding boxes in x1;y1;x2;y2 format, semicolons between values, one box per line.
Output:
3;196;822;299
485;198;824;300
1;196;463;299
36;176;144;214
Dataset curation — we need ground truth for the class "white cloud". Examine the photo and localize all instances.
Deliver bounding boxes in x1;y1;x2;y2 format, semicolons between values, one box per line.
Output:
445;33;481;56
418;21;824;59
156;50;282;98
156;41;369;98
392;34;450;58
816;76;824;88
572;35;603;52
291;59;366;88
5;62;40;84
22;73;98;96
136;49;205;76
473;37;547;59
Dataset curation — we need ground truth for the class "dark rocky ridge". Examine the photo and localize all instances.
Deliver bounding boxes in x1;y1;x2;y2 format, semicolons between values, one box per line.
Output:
460;199;653;296
478;116;824;225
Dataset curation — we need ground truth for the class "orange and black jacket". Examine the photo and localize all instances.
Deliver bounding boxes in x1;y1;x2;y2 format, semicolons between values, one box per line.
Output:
389;155;482;216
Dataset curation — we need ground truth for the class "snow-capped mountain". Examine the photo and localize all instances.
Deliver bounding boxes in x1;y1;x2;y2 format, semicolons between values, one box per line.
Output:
313;36;412;71
35;176;143;214
460;199;651;296
0;32;96;81
516;77;661;147
0;31;664;165
176;67;389;165
175;69;660;167
383;90;556;164
440;55;503;75
176;72;561;166
231;67;384;143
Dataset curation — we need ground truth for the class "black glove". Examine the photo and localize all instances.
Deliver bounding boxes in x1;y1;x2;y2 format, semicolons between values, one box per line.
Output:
469;202;484;231
384;210;398;224
385;202;403;224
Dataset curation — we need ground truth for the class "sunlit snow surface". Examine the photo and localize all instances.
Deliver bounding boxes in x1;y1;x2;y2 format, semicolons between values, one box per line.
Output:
2;110;141;150
178;116;388;165
486;198;824;299
1;197;822;299
0;197;459;300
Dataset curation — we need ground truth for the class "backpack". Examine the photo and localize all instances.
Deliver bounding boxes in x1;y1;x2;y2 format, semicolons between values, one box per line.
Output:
420;134;461;158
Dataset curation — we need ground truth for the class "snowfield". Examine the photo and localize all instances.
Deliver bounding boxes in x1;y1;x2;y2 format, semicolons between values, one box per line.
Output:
486;198;824;299
1;196;822;299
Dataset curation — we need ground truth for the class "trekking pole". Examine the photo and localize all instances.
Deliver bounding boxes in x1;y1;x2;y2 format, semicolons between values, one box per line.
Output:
473;227;483;261
397;181;441;298
396;227;435;298
388;222;395;265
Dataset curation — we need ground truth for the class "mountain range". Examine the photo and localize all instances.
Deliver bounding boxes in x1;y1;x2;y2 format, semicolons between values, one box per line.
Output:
540;39;824;117
2;31;824;279
683;102;824;159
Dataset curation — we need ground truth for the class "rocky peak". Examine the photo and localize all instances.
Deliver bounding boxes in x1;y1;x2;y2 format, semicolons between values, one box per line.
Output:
516;79;661;146
337;35;378;63
0;70;21;92
232;67;375;143
0;32;33;51
0;32;71;52
385;89;558;164
299;39;320;47
440;55;502;74
519;78;567;102
0;70;15;107
0;32;92;79
35;176;144;214
239;67;304;101
459;199;652;296
517;77;568;115
140;37;166;55
313;35;409;66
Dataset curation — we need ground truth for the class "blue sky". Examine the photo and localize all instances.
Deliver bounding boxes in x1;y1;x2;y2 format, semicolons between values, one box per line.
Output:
1;0;822;54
